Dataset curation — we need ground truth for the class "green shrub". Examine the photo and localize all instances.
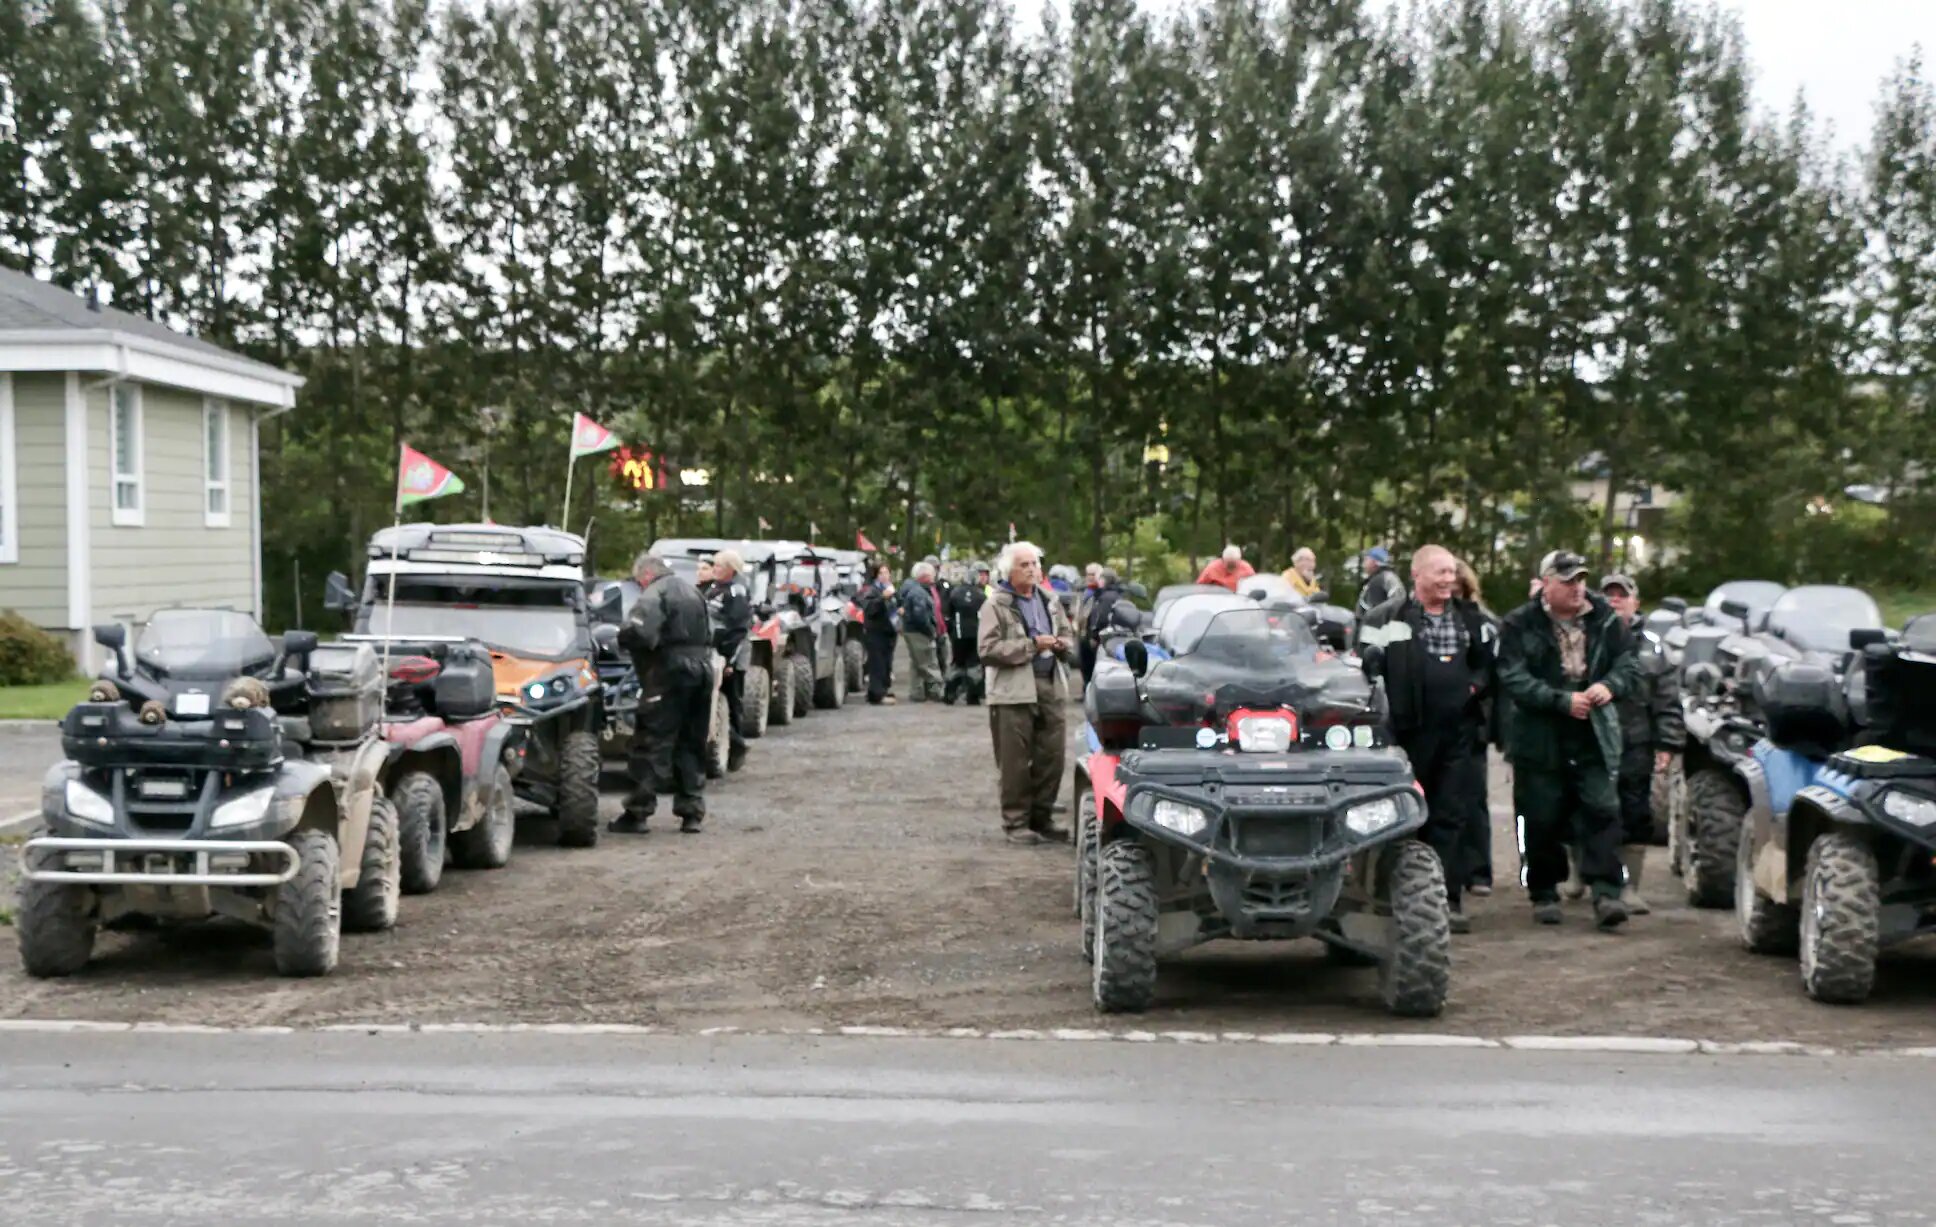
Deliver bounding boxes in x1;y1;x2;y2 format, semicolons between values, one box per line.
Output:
0;609;77;686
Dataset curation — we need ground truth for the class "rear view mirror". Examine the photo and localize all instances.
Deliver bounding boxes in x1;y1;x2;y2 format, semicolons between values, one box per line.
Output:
593;584;623;623
277;629;319;678
1849;627;1888;651
1661;596;1688;614
1125;582;1148;602
1719;599;1750;623
1310;590;1330;604
323;571;356;614
1122;639;1149;678
592;623;620;655
93;623;130;678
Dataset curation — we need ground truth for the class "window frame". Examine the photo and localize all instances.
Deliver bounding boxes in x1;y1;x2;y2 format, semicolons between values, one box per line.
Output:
0;373;16;564
110;381;144;527
203;397;231;528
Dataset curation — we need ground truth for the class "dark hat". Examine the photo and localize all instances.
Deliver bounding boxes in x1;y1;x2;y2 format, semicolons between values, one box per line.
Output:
1599;572;1638;595
1539;550;1589;582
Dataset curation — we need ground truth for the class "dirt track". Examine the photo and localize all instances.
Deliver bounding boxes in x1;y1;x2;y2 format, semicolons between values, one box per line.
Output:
7;669;1936;1043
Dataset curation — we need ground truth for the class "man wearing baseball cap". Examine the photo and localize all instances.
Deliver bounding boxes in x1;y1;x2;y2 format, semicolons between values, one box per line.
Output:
1496;548;1641;928
1599;572;1684;915
1355;546;1405;619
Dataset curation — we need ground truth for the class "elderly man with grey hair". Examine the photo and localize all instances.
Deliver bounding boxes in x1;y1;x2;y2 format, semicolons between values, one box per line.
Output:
612;550;715;834
978;540;1079;844
897;559;947;702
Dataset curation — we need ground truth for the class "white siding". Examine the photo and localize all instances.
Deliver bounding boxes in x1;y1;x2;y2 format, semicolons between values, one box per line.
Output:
0;373;70;626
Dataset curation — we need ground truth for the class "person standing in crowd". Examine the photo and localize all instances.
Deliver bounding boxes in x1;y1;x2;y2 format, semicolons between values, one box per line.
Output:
979;541;1079;845
1455;557;1501;897
944;560;991;705
925;555;952;674
860;562;900;706
1496;549;1639;929
612;552;715;834
704;548;752;774
1078;567;1126;685
1358;545;1495;933
1600;572;1684;915
897;560;947;702
1196;544;1256;590
1283;548;1322;598
695;558;715;588
1355;546;1405;618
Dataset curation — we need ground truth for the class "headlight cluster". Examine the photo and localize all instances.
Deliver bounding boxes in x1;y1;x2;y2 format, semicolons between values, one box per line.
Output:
210;786;276;830
1345;796;1404;837
1882;790;1936;828
65;779;114;826
1320;724;1378;751
1151;798;1209;838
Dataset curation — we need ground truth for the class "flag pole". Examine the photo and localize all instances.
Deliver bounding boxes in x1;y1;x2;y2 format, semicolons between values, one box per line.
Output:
561;452;577;534
379;444;406;688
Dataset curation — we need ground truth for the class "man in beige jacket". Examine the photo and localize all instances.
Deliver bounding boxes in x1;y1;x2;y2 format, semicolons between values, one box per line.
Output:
978;540;1080;845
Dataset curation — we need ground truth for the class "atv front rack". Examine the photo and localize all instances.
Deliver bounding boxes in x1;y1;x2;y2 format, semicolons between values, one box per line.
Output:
22;837;300;887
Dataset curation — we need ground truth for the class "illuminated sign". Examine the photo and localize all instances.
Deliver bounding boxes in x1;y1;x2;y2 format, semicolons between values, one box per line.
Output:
610;446;670;492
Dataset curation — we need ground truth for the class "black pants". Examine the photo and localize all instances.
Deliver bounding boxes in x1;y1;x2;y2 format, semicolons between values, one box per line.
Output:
720;662;747;756
1397;725;1475;910
1616;742;1654;846
1516;732;1623;901
1079;639;1098;686
944;640;983;704
865;631;897;703
1459;742;1493;887
625;657;710;821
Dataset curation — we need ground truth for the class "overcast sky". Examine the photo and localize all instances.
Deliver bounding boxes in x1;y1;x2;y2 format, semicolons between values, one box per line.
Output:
1017;1;1935;155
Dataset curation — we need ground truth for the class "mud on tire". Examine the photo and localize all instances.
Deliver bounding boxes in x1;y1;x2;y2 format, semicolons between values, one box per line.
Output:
1092;839;1158;1013
705;689;730;778
814;647;845;709
394;770;447;895
843;639;865;698
769;655;795;727
791;654;813;718
450;763;515;869
555;728;601;848
343;794;401;932
274;829;341;977
1735;817;1797;955
1684;768;1744;909
17;873;96;978
1380;839;1451;1017
742;664;771;739
1800;831;1880;1004
1074;790;1098;961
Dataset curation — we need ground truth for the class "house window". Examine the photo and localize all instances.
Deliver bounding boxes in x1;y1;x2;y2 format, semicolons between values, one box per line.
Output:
0;373;15;564
203;398;231;527
110;383;143;526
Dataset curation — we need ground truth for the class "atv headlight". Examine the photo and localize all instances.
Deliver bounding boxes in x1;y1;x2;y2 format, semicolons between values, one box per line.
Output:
1345;796;1402;837
1151;798;1209;838
1229;710;1296;754
1323;725;1352;751
64;779;114;827
210;786;276;829
1882;790;1936;828
526;681;548;701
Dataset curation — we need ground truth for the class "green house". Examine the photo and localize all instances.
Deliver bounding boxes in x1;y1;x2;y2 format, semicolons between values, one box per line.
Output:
0;268;303;669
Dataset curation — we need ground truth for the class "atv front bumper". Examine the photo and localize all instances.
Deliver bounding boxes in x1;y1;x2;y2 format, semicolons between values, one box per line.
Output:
21;836;300;887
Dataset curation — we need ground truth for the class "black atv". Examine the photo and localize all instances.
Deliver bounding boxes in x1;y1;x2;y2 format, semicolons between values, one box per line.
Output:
1732;615;1936;1003
18;611;401;978
1074;592;1448;1017
1676;584;1882;907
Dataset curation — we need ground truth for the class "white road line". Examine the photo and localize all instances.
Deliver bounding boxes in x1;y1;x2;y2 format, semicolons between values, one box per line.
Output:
0;807;41;833
0;1017;1918;1058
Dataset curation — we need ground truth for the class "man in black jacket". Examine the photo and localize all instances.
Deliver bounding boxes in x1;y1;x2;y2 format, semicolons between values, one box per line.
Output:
705;548;752;774
859;563;900;705
1355;546;1406;620
1600;572;1684;915
943;561;991;705
1359;544;1494;932
613;552;715;834
1078;569;1126;685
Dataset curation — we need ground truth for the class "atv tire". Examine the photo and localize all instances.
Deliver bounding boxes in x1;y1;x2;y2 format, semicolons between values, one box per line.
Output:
814;648;846;709
1074;790;1098;961
1092;839;1158;1013
274;829;341;977
394;769;447;895
742;664;772;740
343;794;401;933
1380;839;1451;1017
1799;831;1880;1004
1649;754;1680;845
791;654;813;718
1684;767;1743;908
843;639;865;698
1735;816;1797;955
555;728;601;848
450;763;515;869
769;655;795;727
17;873;96;978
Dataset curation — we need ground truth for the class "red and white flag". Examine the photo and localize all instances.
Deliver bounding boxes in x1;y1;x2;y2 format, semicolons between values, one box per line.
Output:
857;530;877;552
569;412;620;460
397;444;465;509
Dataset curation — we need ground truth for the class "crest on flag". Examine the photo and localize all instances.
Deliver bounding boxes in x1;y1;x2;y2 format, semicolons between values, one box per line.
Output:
857;530;877;552
398;445;465;507
570;412;620;460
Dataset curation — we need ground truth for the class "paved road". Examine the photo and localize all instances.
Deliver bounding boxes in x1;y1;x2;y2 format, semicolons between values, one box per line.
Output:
0;721;58;820
0;1030;1926;1226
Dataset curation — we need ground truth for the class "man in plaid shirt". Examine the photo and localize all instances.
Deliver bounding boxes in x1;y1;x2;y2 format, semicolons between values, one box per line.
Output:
1357;545;1497;932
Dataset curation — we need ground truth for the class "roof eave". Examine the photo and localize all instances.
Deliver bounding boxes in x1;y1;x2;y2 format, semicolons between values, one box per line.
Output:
0;328;304;409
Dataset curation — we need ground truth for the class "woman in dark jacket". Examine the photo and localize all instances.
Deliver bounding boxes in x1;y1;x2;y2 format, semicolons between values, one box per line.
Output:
859;563;900;705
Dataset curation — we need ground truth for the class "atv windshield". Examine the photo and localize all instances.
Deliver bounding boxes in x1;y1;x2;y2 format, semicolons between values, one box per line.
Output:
1766;587;1883;654
1174;607;1319;666
134;609;278;679
367;579;583;659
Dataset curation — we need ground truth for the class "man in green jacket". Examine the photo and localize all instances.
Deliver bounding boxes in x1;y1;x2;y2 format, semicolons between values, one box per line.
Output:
978;541;1079;845
1496;550;1641;929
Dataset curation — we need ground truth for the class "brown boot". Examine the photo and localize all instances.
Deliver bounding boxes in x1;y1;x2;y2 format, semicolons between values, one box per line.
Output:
1620;846;1652;915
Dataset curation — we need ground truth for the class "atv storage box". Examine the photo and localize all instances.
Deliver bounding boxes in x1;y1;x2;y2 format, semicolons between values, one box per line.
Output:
307;643;382;740
434;646;496;719
1681;625;1730;671
1754;660;1844;755
1863;637;1936;758
1085;663;1143;749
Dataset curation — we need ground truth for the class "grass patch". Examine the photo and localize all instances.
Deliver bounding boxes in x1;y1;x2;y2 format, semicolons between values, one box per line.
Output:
1875;587;1936;628
0;677;89;720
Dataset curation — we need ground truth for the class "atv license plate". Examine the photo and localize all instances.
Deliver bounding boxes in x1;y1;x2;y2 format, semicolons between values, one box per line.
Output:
175;693;211;716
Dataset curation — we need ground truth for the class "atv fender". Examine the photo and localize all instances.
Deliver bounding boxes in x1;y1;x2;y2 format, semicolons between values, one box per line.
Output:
1784;785;1873;899
389;738;463;823
1081;752;1128;830
479;719;524;780
1735;754;1780;898
322;737;389;886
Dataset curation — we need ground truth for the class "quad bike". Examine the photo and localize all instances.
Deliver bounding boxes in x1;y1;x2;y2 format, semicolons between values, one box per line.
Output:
1732;615;1935;1003
585;577;730;778
1676;584;1882;908
820;548;869;695
1074;593;1448;1018
329;524;605;849
343;635;523;893
18;611;401;978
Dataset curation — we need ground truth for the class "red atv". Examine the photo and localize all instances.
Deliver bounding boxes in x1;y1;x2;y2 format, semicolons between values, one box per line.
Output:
350;636;523;894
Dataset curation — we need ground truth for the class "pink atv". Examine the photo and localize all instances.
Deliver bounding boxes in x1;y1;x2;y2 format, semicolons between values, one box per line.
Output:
349;637;524;894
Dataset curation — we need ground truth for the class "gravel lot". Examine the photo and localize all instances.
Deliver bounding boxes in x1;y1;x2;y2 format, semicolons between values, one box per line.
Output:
5;664;1936;1043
